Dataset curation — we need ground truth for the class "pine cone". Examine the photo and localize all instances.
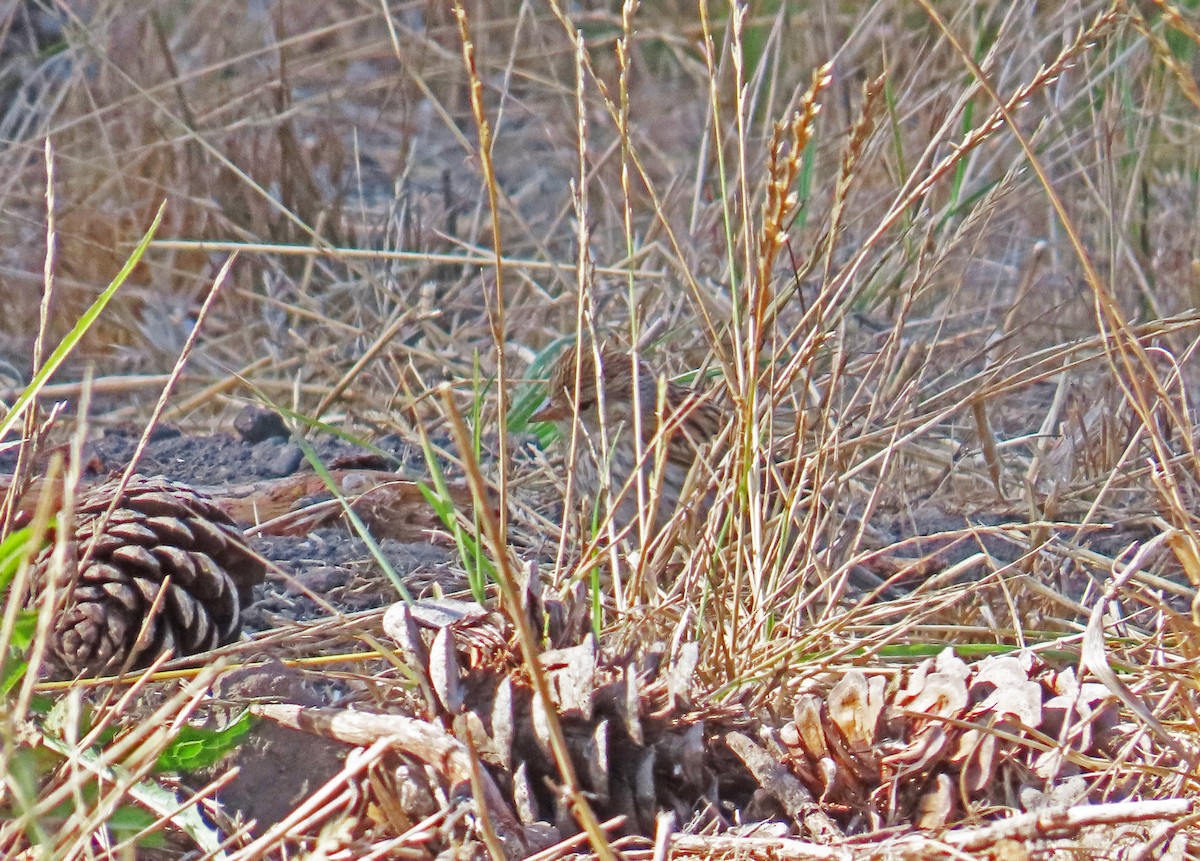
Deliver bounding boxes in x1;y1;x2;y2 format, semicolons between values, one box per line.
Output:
32;474;265;675
776;649;1125;830
382;596;752;836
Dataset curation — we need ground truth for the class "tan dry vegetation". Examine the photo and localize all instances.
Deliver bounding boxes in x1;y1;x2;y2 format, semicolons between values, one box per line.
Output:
4;0;1200;858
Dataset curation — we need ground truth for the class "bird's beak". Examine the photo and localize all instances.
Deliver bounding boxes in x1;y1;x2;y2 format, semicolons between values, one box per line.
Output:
530;397;566;423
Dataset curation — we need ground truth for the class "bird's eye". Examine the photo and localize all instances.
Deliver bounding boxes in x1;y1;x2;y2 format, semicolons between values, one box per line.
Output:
576;392;597;411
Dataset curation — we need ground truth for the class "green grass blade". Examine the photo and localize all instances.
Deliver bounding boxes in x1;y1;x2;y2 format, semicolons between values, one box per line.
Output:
0;202;165;442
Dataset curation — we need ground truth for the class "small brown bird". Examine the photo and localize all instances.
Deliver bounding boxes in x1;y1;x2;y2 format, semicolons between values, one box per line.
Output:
531;344;727;535
530;346;896;595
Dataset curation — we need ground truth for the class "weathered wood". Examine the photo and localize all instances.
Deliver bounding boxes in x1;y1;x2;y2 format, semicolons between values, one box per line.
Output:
2;470;484;542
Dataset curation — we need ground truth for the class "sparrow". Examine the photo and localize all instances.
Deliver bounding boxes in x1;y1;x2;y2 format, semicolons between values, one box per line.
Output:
531;344;727;535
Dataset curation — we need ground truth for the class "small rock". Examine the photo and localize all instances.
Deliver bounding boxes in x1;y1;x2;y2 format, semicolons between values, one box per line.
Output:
234;405;288;443
250;440;304;478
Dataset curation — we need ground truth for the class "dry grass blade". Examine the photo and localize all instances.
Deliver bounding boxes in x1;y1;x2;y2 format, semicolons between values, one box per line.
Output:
453;1;510;543
438;385;617;861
